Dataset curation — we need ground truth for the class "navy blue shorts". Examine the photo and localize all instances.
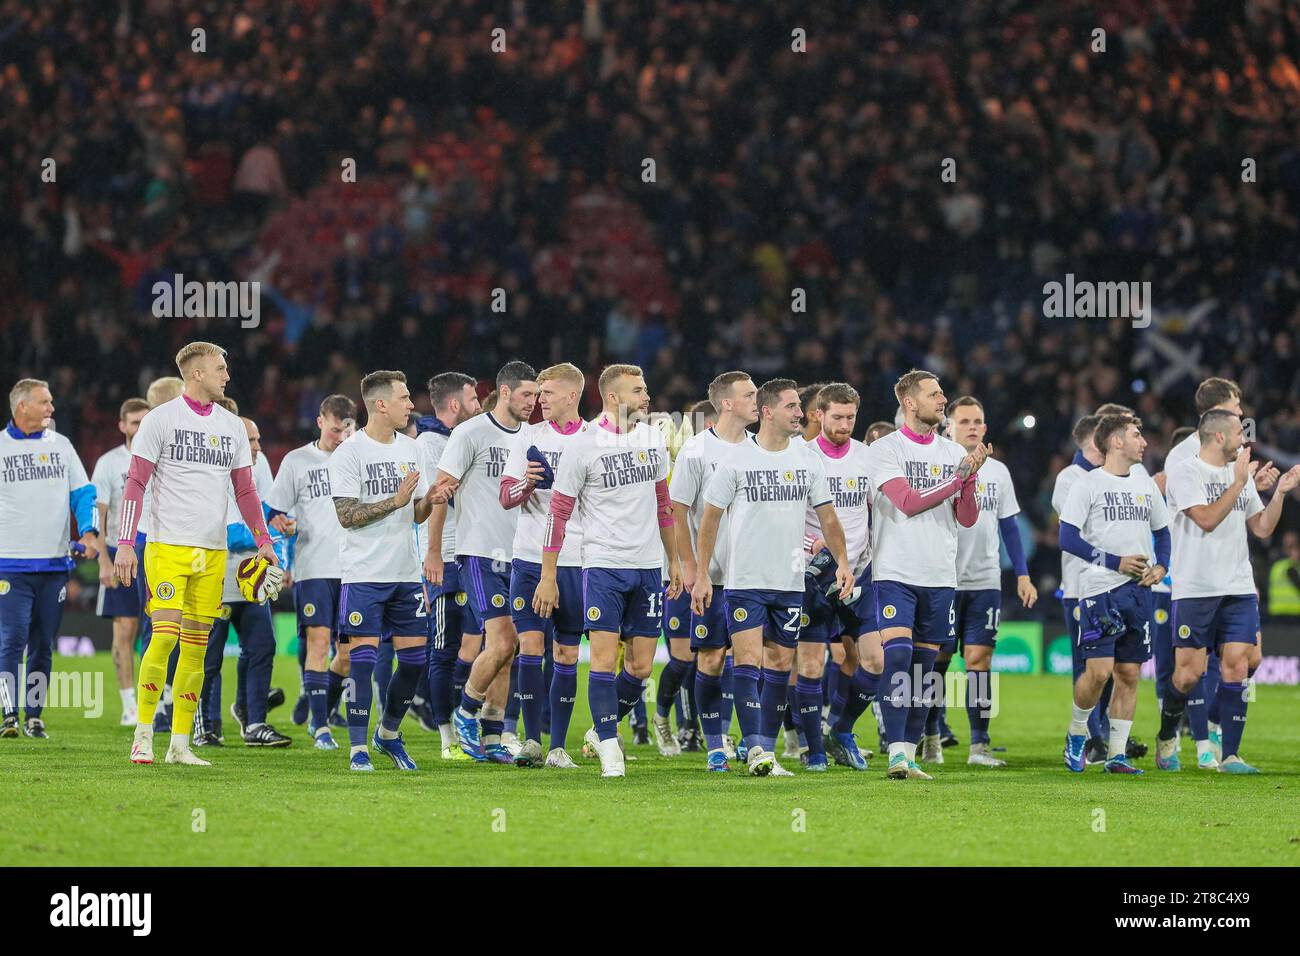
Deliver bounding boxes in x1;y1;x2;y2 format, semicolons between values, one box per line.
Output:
804;564;879;643
458;555;512;622
1152;591;1173;691
510;559;584;637
874;580;956;648
1172;595;1259;652
583;567;663;638
664;590;692;641
437;562;482;637
689;593;730;650
724;588;803;648
339;581;428;640
294;578;340;632
97;547;143;618
955;588;1001;649
1078;581;1153;664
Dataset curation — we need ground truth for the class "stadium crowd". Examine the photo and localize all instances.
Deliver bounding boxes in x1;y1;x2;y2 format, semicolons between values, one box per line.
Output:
4;0;1300;613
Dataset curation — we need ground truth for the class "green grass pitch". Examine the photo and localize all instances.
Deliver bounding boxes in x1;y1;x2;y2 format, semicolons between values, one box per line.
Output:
5;653;1298;866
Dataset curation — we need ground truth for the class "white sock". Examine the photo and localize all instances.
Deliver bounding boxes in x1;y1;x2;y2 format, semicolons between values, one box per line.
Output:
902;741;917;762
161;685;172;706
482;733;501;746
888;741;906;761
1108;718;1132;759
246;722;264;732
377;725;398;740
439;723;454;748
169;732;189;749
1069;704;1092;737
350;744;367;756
1196;738;1214;758
120;688;136;708
411;694;425;706
1208;720;1221;736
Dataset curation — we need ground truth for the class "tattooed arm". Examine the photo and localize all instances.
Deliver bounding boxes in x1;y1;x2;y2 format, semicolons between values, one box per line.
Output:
334;496;403;529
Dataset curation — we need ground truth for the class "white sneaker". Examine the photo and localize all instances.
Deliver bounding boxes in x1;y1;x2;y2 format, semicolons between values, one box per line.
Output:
545;747;578;768
595;737;625;777
906;759;933;780
920;733;944;764
746;745;774;777
782;730;804;759
967;743;1006;767
120;708;138;727
164;742;210;766
130;726;154;764
721;735;738;760
582;726;601;758
769;756;795;777
1196;740;1219;770
651;714;681;756
500;731;522;757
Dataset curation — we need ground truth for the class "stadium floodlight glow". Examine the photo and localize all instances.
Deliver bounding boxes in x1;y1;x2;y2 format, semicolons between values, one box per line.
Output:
1023;415;1036;429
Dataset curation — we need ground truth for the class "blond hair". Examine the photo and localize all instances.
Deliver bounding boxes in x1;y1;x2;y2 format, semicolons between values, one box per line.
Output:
537;362;585;391
175;341;228;377
598;363;642;396
894;369;938;406
146;376;185;408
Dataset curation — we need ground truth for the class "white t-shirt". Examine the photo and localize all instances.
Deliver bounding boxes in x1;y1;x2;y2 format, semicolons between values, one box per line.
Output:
669;428;750;585
328;429;428;585
435;412;521;562
129;397;253;551
956;456;1021;591
864;428;968;588
267;440;343;582
1052;463;1090;600
802;435;873;576
553;419;670;570
1165;456;1263;600
415;428;456;562
703;438;830;592
92;443;151;547
1060;466;1170;599
1164;431;1200;475
503;419;588;566
0;427;90;561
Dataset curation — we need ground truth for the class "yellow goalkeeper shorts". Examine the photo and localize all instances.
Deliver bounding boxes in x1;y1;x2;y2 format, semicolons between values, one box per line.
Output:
143;541;227;620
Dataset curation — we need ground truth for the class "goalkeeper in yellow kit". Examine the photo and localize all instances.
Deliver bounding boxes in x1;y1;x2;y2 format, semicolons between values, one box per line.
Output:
114;342;280;766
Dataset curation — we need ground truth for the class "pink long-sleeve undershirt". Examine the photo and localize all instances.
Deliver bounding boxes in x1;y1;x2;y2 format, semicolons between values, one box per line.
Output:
500;474;535;509
117;457;270;547
880;475;979;527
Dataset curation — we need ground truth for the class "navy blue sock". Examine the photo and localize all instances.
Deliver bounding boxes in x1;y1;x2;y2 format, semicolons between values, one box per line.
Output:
924;656;950;735
1217;681;1248;759
759;667;790;753
656;657;691;719
541;642;554;735
380;646;424;733
965;668;993;745
782;683;797;733
1184;677;1209;740
822;664;834;710
615;668;645;721
589;670;618;741
733;663;762;750
1096;676;1113;739
458;687;484;716
905;646;939;745
452;657;472;708
827;667;851;727
481;718;504;740
720;656;735;731
1207;660;1223;724
503;655;522;733
696;670;724;751
518;653;544;744
346;645;376;748
549;661;577;751
833;667;878;734
879;640;913;745
682;659;699;731
374;641;394;709
796;675;824;757
631;695;647;728
305;669;328;732
428;647;456;724
326;668;345;718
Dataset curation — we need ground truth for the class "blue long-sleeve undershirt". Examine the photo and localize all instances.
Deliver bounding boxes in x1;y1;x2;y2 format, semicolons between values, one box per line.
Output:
998;515;1028;576
1060;522;1170;573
